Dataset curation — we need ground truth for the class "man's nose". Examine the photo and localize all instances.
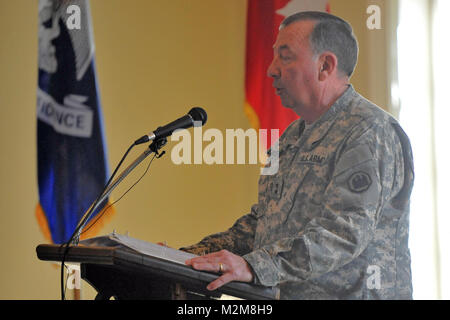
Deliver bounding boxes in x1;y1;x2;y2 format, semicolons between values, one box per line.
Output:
267;58;280;79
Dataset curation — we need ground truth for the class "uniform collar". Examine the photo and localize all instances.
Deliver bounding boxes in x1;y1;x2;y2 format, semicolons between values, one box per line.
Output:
298;84;357;150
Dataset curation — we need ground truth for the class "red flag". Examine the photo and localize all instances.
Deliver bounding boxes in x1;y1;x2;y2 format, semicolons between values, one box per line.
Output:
245;0;330;150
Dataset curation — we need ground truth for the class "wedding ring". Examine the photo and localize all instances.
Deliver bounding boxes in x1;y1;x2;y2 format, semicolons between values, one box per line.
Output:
219;262;224;273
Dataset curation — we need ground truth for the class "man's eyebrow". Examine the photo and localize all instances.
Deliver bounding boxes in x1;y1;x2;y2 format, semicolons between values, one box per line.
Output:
273;44;291;51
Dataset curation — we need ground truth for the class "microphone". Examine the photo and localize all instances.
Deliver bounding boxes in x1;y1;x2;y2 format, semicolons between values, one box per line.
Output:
134;107;207;145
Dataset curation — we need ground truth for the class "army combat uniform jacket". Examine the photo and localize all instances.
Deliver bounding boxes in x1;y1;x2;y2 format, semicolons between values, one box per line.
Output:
182;85;414;299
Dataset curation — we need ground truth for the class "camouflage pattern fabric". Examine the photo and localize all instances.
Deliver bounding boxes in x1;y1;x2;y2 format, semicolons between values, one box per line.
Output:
181;85;414;299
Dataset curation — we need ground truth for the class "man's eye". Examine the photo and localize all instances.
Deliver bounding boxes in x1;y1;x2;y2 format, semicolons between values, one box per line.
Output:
43;18;53;28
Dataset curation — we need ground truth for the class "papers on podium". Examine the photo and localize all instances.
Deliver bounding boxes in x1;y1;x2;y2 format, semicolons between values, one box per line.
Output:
80;232;197;266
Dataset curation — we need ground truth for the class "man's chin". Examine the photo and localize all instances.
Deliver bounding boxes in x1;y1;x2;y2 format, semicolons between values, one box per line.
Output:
279;100;302;117
280;99;294;110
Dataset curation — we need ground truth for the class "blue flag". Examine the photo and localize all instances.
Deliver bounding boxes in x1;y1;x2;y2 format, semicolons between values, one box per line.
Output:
36;0;112;244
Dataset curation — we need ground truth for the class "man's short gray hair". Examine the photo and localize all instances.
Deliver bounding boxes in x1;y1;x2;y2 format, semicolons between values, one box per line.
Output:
280;11;359;78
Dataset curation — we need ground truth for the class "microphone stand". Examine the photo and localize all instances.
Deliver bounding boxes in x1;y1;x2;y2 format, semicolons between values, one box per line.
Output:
71;138;167;245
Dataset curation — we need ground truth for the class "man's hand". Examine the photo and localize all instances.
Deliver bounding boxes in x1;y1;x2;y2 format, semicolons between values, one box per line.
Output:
185;249;254;291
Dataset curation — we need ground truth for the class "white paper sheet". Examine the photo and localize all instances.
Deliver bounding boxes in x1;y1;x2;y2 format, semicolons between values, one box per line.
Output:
80;232;197;265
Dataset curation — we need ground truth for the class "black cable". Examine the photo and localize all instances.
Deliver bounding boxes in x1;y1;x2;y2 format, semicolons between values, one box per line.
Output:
80;152;157;236
60;142;136;300
59;140;166;300
71;142;137;244
63;264;70;297
61;152;158;299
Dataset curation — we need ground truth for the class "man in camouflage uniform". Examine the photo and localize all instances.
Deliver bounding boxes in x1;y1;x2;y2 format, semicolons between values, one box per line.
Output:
183;11;414;299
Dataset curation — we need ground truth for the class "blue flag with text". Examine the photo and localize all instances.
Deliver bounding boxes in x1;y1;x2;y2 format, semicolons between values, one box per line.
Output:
36;0;112;244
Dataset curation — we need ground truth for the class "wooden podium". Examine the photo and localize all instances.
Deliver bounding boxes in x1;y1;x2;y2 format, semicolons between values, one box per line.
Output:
36;242;279;300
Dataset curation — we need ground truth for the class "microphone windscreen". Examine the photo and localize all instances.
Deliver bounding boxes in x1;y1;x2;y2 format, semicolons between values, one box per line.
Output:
189;107;207;126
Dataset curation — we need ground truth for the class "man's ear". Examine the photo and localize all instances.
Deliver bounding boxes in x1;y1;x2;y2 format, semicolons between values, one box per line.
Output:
318;52;338;81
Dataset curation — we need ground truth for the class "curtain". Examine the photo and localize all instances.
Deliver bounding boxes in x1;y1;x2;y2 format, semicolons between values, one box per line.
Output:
397;0;450;300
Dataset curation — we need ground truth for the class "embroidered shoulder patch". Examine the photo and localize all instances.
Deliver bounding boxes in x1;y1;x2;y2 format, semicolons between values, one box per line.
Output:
347;171;372;193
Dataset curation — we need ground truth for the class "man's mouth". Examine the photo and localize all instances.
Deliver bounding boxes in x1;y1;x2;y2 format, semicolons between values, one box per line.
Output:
275;88;284;95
